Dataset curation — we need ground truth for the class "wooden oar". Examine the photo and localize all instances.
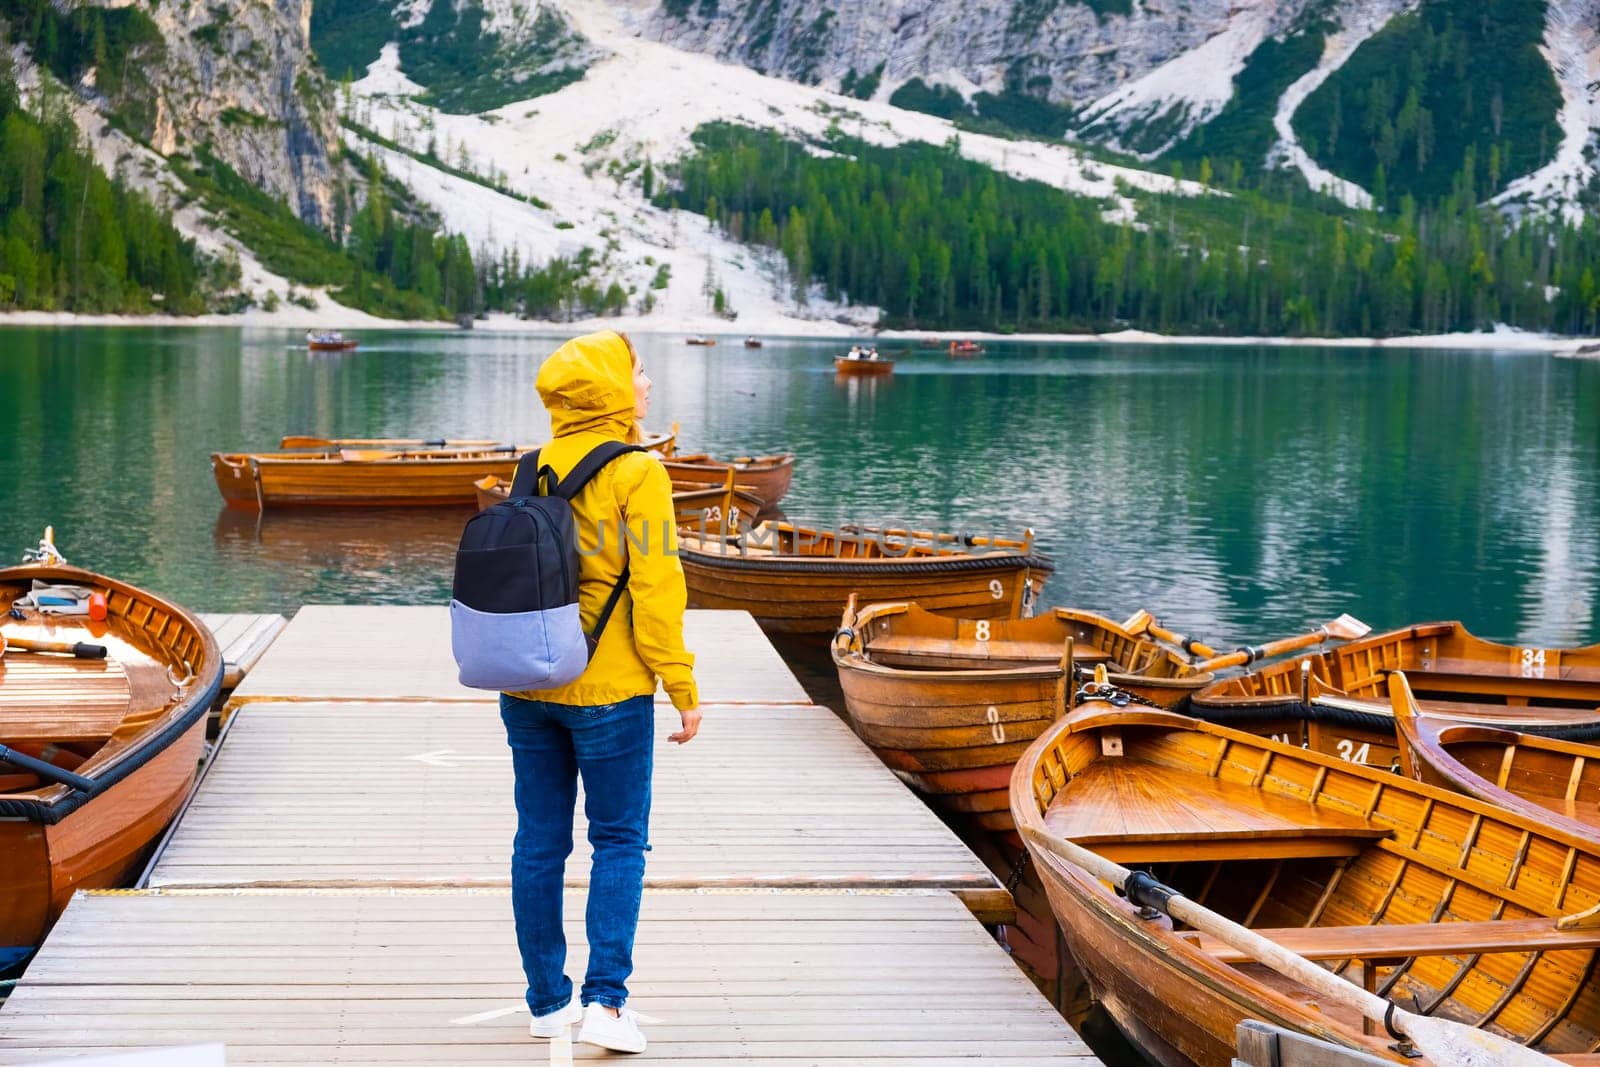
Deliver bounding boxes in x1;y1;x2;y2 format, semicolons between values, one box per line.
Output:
1191;614;1371;672
0;633;107;659
1019;824;1556;1066
279;435;507;450
1120;609;1221;659
1122;610;1369;668
0;743;97;792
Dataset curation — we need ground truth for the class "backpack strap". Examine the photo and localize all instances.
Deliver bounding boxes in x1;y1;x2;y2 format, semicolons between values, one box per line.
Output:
555;440;649;652
552;441;646;500
508;450;542;498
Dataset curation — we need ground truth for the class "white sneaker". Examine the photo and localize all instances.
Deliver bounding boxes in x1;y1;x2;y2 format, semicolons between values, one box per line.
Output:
528;993;581;1038
577;1001;647;1053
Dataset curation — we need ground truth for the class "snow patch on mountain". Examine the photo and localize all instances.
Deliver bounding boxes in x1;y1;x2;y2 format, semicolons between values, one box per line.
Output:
1268;0;1416;210
1076;0;1278;158
1491;0;1600;223
347;0;1210;332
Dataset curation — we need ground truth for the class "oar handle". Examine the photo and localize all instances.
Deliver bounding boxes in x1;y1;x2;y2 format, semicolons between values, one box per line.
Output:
0;744;97;792
1020;826;1396;1023
1146;622;1219;660
1195;631;1327;672
7;638;107;659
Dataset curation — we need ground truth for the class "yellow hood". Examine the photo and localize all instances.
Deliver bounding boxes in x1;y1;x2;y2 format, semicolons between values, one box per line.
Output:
536;331;635;439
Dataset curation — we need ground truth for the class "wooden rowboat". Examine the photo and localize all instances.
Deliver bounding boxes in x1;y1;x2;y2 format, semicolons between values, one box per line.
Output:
306;331;357;352
834;355;893;376
661;452;793;517
1189;620;1600;771
212;446;533;509
679;523;1053;635
1393;673;1600;842
214;428;681;509
833;599;1210;832
473;471;764;534
1013;698;1600;1066
277;426;677;457
0;549;221;967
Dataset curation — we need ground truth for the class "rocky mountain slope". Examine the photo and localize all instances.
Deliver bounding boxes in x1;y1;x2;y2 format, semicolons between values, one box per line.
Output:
635;0;1599;218
5;0;1595;330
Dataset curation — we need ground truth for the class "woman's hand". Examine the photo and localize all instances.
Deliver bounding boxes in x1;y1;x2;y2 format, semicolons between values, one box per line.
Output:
669;705;702;744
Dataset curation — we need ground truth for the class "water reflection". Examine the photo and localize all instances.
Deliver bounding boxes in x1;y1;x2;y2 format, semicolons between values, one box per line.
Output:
0;328;1596;644
211;507;468;606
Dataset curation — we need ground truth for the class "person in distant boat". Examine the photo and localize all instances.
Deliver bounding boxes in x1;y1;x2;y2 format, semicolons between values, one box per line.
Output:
501;331;700;1055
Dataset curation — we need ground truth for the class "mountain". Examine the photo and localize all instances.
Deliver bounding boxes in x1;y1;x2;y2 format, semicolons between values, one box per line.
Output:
639;0;1599;217
1;0;1596;335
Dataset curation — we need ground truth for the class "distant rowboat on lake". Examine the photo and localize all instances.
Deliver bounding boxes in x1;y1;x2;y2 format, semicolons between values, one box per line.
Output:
306;331;358;352
834;350;893;376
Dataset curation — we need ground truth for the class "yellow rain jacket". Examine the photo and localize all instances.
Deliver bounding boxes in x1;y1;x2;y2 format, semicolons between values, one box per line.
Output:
509;331;698;711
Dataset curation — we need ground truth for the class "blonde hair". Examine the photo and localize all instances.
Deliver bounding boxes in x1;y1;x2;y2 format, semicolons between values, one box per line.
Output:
619;332;643;445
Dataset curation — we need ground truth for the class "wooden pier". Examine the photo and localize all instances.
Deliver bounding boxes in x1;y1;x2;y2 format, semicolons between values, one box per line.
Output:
0;607;1099;1065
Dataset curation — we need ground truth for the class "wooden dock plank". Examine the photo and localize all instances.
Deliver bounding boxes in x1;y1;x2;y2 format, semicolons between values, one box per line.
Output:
198;613;288;690
225;606;809;707
0;890;1098;1065
145;702;1006;917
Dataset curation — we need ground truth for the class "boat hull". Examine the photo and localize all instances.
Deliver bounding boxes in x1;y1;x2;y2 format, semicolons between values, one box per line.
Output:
835;603;1208;833
0;563;221;963
1191;620;1600;771
681;552;1050;634
1013;707;1600;1065
213;452;522;508
663;455;794;516
834;358;893;376
0;715;204;956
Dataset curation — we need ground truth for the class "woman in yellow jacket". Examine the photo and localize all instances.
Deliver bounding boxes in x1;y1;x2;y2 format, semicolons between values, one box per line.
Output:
504;331;699;1054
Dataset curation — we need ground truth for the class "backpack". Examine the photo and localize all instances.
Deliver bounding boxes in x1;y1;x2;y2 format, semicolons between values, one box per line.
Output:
450;440;644;691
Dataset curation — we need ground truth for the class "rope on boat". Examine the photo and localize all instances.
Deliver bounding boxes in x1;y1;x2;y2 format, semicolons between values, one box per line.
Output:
684;552;1057;575
1192;698;1600;743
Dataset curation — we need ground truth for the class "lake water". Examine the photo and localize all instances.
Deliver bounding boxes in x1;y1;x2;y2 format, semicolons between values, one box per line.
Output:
1;327;1597;648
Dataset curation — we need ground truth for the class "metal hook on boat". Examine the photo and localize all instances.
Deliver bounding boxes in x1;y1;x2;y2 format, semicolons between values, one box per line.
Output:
21;526;66;566
167;660;196;689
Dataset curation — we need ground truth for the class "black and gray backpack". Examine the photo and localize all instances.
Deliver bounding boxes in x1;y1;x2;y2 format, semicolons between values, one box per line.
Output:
450;441;643;691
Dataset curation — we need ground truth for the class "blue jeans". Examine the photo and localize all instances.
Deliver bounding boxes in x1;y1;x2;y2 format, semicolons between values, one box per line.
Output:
500;693;654;1014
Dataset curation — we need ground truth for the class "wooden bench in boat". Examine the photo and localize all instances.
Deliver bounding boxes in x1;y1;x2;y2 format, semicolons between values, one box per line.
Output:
1043;759;1392;864
1317;692;1600;727
0;655;129;743
1189;917;1600;965
869;634;1111;665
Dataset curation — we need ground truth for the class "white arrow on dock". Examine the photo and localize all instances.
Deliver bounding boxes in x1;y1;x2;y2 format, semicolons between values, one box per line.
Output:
406;748;509;768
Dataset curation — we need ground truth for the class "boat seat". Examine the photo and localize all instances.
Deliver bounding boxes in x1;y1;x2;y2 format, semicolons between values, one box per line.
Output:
1315;693;1600;728
1044;759;1392;864
1414;698;1600;727
1188;916;1600;964
0;654;130;743
1417;657;1600;684
868;635;1109;665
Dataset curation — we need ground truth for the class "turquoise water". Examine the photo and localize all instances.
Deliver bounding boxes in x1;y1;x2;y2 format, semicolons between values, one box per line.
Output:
1;327;1597;647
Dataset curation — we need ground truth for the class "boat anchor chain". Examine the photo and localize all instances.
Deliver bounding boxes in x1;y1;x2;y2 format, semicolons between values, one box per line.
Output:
1071;671;1168;710
1004;845;1030;892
